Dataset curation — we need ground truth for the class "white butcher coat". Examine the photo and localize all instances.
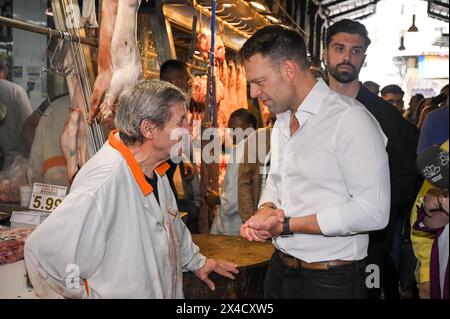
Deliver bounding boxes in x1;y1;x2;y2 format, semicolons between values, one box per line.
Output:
24;131;206;298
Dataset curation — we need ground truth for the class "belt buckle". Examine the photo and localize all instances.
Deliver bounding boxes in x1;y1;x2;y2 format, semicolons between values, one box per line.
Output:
300;260;329;270
279;251;298;269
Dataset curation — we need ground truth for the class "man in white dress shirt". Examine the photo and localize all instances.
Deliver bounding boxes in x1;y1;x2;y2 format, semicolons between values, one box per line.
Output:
239;25;390;298
25;80;238;298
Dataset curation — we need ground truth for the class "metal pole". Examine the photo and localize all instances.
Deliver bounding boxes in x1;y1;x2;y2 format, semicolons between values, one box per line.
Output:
209;0;216;126
0;16;98;47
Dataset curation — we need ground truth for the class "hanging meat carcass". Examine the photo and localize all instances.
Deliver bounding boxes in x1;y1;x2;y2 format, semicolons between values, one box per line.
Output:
227;60;239;111
235;61;248;109
191;75;208;105
97;0;143;124
196;29;210;60
196;29;225;61
215;36;225;61
87;0;118;124
80;0;99;28
191;75;225;105
191;74;227;129
60;107;88;183
217;59;228;91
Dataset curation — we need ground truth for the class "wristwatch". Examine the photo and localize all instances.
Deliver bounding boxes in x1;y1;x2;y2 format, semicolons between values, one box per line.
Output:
281;216;293;237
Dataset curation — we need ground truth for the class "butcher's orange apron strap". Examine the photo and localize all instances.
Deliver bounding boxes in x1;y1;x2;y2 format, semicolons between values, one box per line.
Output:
42;156;67;173
84;279;90;298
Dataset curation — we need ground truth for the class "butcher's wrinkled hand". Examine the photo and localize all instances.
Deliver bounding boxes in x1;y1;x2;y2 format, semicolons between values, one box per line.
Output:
194;259;239;291
240;207;284;242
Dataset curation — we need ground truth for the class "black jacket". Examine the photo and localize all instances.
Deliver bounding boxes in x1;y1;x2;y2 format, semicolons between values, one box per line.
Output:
356;84;420;207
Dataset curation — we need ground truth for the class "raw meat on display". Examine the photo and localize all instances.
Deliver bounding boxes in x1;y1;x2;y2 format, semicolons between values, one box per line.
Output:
0;227;33;264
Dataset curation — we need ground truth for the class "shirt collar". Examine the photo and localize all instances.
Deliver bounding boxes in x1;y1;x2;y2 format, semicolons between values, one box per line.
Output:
275;79;330;132
297;78;329;116
276;79;329;120
108;130;170;196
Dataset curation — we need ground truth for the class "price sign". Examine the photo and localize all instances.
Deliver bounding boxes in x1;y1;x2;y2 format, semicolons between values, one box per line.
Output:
29;183;67;212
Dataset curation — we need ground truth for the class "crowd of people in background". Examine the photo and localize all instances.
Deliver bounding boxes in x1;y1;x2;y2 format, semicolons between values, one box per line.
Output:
0;16;449;299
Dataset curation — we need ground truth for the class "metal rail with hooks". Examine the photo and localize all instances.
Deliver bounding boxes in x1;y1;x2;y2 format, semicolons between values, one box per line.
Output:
0;16;98;47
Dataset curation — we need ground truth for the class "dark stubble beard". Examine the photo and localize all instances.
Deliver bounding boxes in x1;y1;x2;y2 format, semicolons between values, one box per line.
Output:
328;62;360;84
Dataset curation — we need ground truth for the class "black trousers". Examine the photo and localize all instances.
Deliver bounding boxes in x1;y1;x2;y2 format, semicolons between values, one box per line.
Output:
264;252;367;299
367;204;402;299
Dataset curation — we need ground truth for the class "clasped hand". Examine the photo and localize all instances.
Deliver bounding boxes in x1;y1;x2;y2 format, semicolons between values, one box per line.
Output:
240;206;285;242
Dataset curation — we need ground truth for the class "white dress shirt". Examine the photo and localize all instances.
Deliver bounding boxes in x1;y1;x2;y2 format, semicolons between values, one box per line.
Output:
259;79;390;263
25;133;205;298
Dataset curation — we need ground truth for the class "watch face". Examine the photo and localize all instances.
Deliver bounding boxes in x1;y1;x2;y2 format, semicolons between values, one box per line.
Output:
282;217;292;236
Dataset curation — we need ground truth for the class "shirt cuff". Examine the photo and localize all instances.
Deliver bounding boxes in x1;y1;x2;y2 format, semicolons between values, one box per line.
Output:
183;253;207;272
316;206;347;236
258;193;278;209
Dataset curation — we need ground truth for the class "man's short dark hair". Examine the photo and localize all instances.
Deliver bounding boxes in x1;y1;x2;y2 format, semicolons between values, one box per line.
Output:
240;25;308;68
363;81;380;93
381;84;405;97
412;93;424;102
325;19;371;50
229;108;257;129
160;59;189;81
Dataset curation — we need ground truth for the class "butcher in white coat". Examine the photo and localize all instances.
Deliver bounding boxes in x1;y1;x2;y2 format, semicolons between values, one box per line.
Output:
24;80;238;299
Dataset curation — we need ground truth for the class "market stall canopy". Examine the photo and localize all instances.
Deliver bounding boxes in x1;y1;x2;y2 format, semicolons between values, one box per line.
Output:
162;0;271;52
427;0;449;22
317;0;380;22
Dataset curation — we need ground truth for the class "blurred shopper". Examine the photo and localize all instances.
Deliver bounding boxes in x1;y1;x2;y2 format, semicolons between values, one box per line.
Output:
364;80;380;96
29;94;71;187
208;109;257;235
417;85;449;129
159;59;201;232
0;56;33;170
404;93;424;123
417;96;449;153
381;84;405;114
411;93;448;298
238;113;276;223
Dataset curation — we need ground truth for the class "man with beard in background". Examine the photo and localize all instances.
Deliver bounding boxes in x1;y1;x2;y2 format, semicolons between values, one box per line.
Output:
323;19;420;299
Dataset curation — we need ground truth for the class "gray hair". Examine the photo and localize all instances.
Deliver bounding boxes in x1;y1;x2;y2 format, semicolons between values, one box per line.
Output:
115;79;187;146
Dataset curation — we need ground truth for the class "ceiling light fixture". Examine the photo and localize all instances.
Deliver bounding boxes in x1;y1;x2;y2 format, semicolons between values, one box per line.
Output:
407;14;418;32
222;3;235;8
398;36;406;50
249;1;267;12
266;15;279;23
